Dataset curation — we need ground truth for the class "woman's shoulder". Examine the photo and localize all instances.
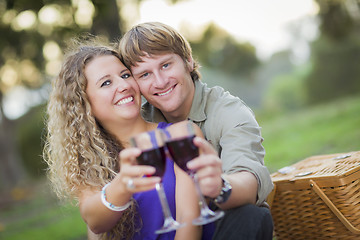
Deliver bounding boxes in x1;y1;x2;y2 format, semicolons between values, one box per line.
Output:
157;122;172;129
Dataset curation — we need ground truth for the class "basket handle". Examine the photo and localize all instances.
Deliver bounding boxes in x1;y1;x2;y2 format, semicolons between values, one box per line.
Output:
310;179;360;234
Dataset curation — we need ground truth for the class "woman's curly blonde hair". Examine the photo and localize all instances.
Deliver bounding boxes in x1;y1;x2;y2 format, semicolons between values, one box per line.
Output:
43;37;139;240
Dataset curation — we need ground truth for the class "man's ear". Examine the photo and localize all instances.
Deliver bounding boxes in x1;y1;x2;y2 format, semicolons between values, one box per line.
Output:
186;57;194;72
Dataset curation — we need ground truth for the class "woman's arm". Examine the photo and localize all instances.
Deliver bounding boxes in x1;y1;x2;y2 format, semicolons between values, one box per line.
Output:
167;121;204;240
78;180;131;234
87;225;101;240
79;148;160;234
174;163;202;240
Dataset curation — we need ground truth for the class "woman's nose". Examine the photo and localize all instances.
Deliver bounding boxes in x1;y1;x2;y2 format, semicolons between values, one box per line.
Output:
115;77;130;92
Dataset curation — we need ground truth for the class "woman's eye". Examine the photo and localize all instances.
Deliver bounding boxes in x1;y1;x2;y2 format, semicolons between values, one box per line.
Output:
121;73;131;79
100;80;111;87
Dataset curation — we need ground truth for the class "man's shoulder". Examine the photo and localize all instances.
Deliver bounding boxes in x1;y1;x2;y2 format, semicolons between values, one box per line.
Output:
141;101;153;121
199;83;256;125
203;84;247;110
141;102;166;123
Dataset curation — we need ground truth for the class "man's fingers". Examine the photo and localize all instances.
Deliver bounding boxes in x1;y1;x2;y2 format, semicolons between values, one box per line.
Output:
195;174;222;197
195;161;222;179
193;137;217;155
187;153;221;171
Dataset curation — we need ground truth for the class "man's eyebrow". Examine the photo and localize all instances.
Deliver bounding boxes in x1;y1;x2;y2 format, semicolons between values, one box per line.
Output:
132;55;174;76
132;69;147;78
132;67;144;74
160;56;174;65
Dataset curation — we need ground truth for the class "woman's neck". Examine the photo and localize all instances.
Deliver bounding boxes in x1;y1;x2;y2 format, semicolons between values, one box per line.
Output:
110;118;157;147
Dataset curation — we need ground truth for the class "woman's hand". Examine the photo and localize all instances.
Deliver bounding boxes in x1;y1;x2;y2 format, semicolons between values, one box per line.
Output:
78;148;161;234
117;147;161;193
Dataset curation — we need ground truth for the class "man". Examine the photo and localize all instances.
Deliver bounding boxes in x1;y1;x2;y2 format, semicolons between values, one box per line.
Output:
119;22;274;239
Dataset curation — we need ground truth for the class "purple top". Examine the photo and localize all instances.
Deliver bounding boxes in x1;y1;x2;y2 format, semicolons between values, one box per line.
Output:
132;122;215;240
132;122;176;240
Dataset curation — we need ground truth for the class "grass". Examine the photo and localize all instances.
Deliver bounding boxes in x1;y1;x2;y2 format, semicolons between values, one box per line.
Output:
259;95;360;173
0;180;87;240
0;95;359;239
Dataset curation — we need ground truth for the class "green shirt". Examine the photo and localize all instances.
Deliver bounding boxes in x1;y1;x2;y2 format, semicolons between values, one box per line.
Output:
141;80;273;205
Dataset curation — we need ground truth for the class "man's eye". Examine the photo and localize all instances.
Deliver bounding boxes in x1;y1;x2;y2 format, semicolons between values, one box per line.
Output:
101;80;111;87
141;72;149;78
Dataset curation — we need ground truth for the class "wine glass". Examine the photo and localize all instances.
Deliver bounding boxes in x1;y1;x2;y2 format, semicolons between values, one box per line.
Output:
130;129;185;234
164;121;224;225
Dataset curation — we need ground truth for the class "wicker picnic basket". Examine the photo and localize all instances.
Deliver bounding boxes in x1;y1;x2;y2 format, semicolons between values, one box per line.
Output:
267;151;360;240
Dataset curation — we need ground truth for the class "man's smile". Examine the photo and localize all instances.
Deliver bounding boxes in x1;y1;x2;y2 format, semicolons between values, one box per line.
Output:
156;85;176;96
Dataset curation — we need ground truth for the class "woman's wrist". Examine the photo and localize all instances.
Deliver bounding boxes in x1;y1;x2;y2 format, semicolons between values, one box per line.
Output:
101;183;132;212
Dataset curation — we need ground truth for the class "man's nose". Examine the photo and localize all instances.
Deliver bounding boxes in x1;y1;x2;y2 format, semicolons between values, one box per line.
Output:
153;71;167;88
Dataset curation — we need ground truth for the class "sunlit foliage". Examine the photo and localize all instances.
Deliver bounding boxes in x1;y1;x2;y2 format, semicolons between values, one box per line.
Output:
304;0;360;104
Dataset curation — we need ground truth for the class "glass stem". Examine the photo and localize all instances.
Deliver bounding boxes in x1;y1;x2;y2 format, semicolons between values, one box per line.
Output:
156;182;175;222
192;173;214;215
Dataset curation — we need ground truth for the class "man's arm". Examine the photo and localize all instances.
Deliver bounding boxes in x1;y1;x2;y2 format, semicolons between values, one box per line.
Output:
189;88;273;207
217;122;274;205
189;137;258;210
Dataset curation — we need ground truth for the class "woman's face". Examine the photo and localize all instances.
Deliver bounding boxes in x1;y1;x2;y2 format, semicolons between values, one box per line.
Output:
85;55;142;130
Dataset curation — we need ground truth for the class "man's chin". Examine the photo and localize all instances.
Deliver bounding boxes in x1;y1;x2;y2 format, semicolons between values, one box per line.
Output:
155;103;177;113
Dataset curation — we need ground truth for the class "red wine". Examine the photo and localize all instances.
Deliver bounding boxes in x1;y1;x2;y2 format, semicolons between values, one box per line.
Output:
136;146;166;177
166;135;199;174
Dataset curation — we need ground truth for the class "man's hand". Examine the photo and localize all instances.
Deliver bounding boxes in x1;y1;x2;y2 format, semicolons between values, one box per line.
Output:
187;137;259;209
186;137;223;198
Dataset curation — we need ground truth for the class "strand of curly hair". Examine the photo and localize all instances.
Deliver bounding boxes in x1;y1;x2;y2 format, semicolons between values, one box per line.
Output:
43;38;141;240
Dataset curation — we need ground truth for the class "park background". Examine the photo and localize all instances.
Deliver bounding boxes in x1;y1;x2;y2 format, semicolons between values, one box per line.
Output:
0;0;359;239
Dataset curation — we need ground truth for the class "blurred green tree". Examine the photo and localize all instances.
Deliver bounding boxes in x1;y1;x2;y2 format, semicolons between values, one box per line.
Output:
0;0;190;193
15;104;47;178
305;0;360;104
0;0;124;192
191;23;260;80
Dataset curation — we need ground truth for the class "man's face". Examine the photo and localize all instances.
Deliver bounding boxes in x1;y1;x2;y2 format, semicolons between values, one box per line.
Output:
131;53;195;122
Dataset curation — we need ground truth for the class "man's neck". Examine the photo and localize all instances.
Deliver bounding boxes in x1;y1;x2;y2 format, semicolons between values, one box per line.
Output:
163;90;194;123
163;111;188;123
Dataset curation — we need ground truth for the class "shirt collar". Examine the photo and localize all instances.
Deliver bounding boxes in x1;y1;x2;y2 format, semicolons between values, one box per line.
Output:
188;80;207;122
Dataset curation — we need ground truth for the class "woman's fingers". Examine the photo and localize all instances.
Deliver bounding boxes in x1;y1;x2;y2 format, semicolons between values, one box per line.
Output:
119;147;141;165
119;148;161;193
123;176;161;193
121;164;156;177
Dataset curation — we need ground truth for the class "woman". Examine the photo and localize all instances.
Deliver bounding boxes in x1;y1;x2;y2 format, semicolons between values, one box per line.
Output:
43;38;201;240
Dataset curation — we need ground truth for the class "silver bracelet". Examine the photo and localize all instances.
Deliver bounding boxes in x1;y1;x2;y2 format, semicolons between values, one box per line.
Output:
101;183;131;212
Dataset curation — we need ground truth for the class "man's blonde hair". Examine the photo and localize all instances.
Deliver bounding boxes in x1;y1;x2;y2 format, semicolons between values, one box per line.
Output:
118;21;201;81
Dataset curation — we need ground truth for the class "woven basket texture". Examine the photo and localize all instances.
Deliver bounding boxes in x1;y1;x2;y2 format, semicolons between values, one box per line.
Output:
269;151;360;240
